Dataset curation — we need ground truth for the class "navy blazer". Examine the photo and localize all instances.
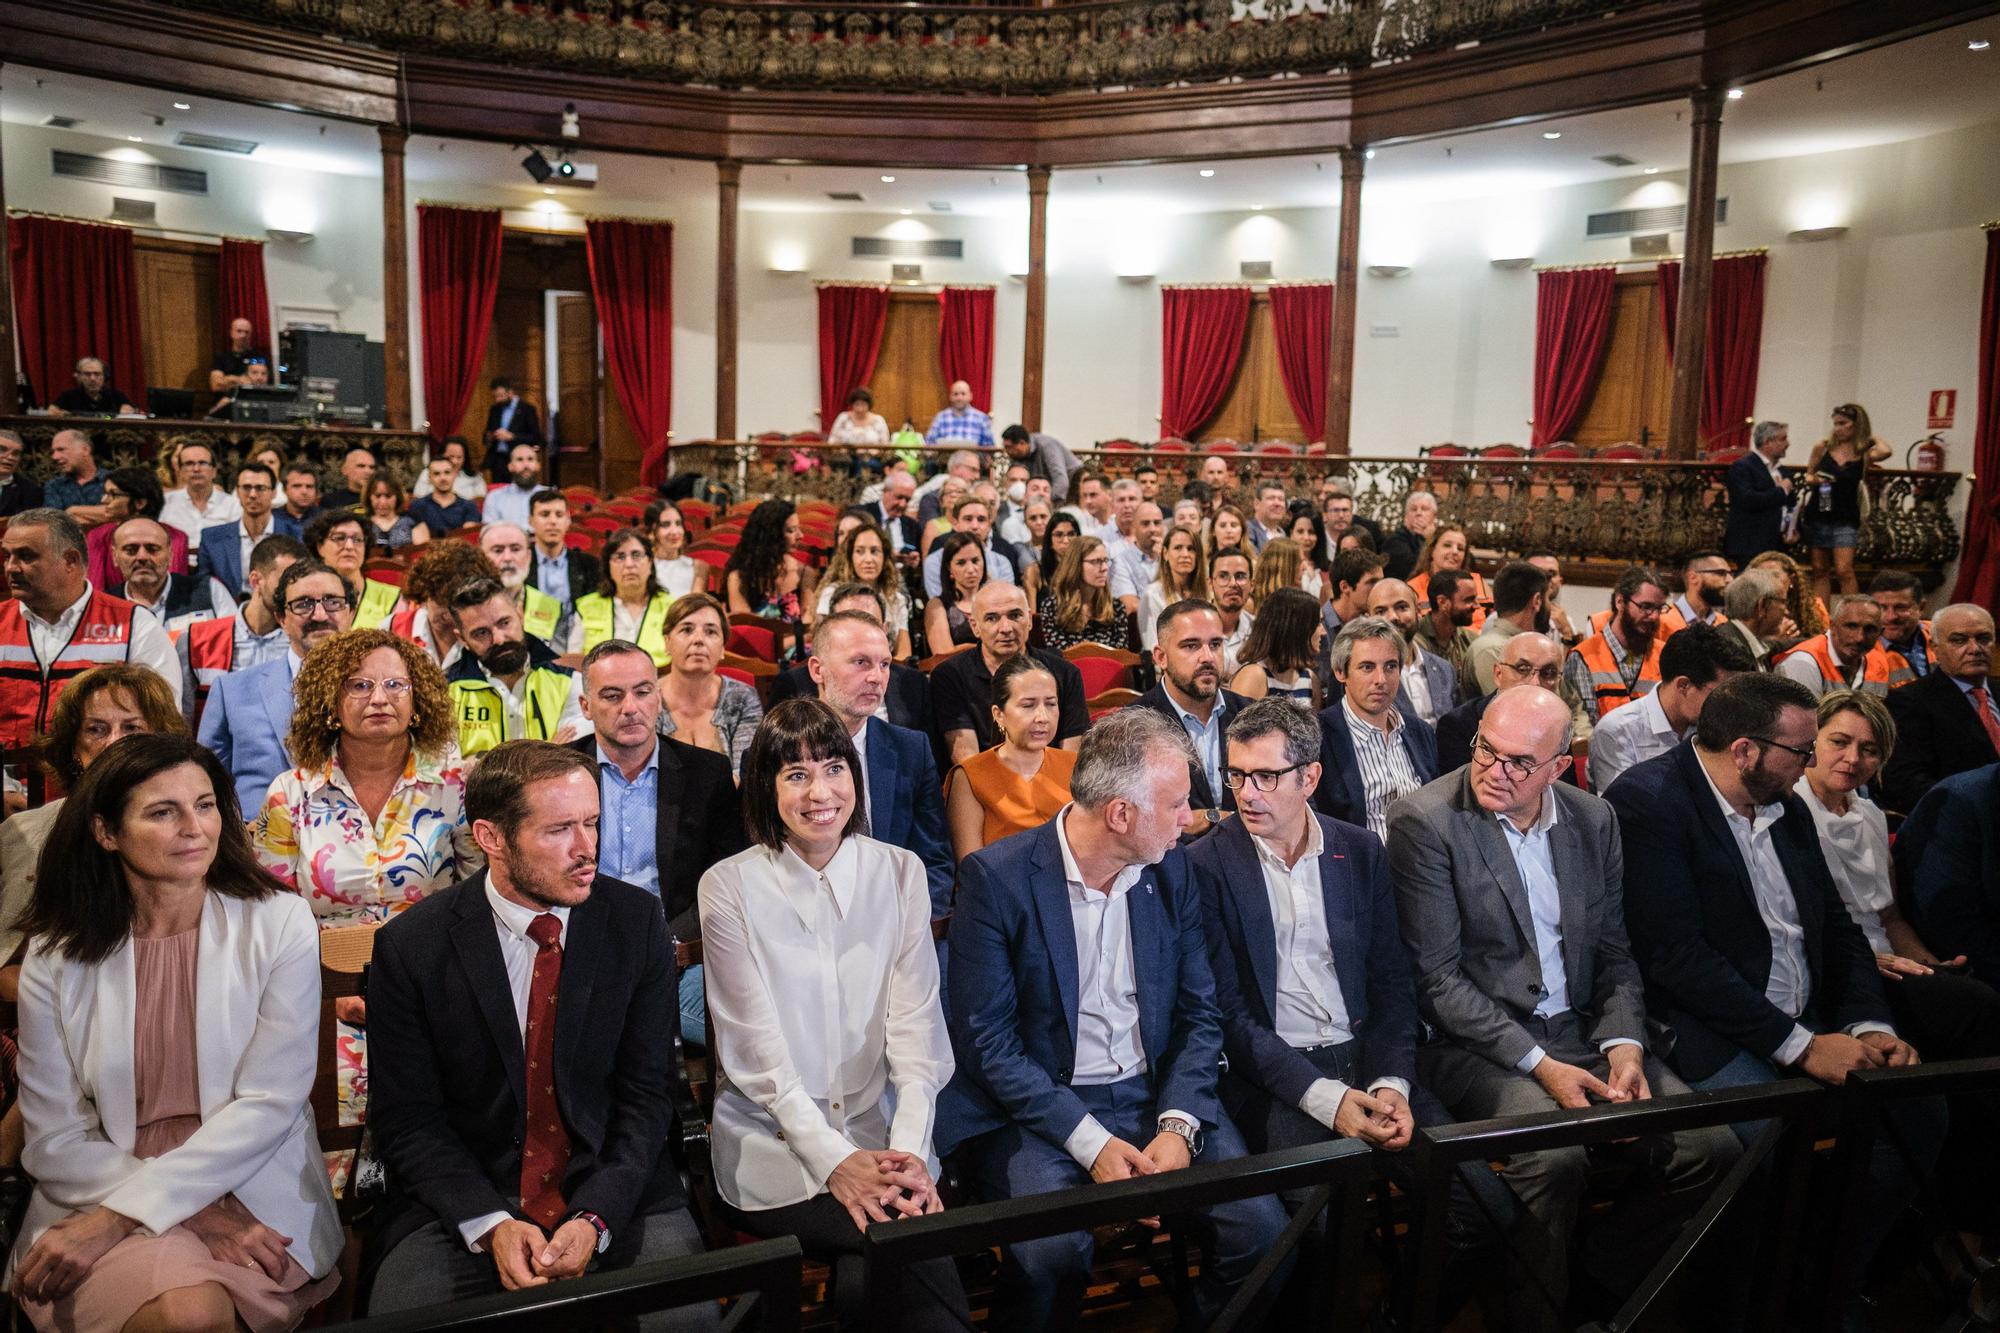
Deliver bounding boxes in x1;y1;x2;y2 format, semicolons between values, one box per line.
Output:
935;820;1225;1157
1312;701;1439;829
1186;814;1415;1117
1604;743;1891;1081
194;521;256;600
1723;452;1788;559
1895;763;2000;981
1132;683;1251;811
862;716;955;918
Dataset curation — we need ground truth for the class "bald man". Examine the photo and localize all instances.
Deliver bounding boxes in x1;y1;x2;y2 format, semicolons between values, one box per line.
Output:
923;378;996;448
1368;576;1457;725
1884;603;2000;811
929;581;1088;763
112;517;229;632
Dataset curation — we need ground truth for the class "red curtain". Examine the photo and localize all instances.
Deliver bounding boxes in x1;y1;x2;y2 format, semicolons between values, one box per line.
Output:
217;238;272;359
417;205;503;445
1659;252;1768;452
1953;229;2000;612
8;216;146;411
1269;283;1332;442
1531;268;1616;447
817;285;889;431
585;219;675;487
1160;286;1252;440
938;286;996;412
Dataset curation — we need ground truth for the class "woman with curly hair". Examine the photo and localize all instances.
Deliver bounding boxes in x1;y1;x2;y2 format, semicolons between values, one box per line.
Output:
1748;549;1824;643
85;465;189;594
252;627;478;1140
389;540;501;666
724;498;811;632
568;527;674;667
1407;523;1488;631
1139;524;1209;652
820;520;912;657
1230;586;1324;705
924;531;987;654
1037;535;1131;652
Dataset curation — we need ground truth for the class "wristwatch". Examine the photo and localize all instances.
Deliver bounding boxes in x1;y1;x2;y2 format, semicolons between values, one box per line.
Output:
1157;1115;1203;1158
568;1210;612;1255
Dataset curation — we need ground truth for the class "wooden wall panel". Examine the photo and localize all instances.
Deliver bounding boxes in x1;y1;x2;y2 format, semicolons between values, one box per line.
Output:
132;236;217;402
862;292;945;439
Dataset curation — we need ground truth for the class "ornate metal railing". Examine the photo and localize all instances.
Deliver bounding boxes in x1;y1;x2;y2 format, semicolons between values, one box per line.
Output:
166;0;1640;95
1;416;432;496
665;440;1965;571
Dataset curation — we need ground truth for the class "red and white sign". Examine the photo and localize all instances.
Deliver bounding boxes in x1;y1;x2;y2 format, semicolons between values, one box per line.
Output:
1928;389;1957;430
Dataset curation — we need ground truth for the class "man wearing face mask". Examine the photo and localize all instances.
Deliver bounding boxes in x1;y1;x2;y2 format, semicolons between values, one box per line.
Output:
1000;425;1077;511
198;558;353;809
444;576;587;756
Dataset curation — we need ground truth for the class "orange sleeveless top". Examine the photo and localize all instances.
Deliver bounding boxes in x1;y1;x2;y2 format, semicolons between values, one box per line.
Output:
955;745;1078;846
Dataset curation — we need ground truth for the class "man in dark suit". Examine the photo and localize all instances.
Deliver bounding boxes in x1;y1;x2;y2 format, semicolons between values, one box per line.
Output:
1388;687;1738;1331
1897;762;2000;982
482;377;545;481
1434;630;1573;778
1605;674;1940;1298
1188;699;1510;1321
861;470;924;570
1132;598;1250;827
771;581;933;734
1315;616;1438;839
1883;603;2000;812
937;708;1286;1327
1723;421;1793;564
364;741;713;1323
1379;491;1437;582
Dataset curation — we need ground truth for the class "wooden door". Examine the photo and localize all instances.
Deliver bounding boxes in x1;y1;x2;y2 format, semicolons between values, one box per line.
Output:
456;287;545;448
132;236;219;405
554;294;596;454
1194;295;1302;443
1570;272;1673;452
864;292;945;438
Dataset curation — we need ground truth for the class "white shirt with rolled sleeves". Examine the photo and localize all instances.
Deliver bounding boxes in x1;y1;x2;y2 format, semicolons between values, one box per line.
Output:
1588;688;1686;796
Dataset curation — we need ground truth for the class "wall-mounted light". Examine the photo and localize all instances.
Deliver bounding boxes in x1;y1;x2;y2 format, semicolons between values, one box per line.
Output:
1787;226;1848;242
266;228;315;244
1118;273;1155;284
1367;264;1410;278
1489;257;1534;270
1726;87;1745;99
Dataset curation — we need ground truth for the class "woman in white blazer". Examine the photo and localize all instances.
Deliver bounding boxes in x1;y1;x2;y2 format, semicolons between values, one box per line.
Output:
8;734;341;1332
700;700;970;1332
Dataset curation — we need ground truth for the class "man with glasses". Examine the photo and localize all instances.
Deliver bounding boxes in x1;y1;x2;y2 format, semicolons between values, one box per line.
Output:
195;460;280;601
158;440;241;546
1134;599;1251;829
1606;674;1936;1319
1661;550;1732;635
199;558;354;809
1313;616;1437;841
1188;699;1511;1323
1589;624;1754;794
1434;631;1576;780
177;533;305;730
1208;549;1255;679
1389;687;1739;1333
1565;566;1668;723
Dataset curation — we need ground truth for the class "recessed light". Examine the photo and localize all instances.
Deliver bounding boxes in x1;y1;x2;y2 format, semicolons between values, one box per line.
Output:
1971;39;1992;50
1199;169;1215;178
172;101;191;111
1365;149;1376;160
1644;167;1661;174
899;209;913;215
543;188;554;194
127;135;142;142
880;174;896;183
1726;88;1745;99
1251;203;1263;211
1542;131;1562;140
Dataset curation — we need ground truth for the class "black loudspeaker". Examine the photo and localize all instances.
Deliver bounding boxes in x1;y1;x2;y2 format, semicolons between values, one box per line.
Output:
288;330;369;422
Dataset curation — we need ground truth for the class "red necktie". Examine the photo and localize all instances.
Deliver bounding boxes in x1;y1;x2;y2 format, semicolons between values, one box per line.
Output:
1972;686;2000;759
519;913;572;1229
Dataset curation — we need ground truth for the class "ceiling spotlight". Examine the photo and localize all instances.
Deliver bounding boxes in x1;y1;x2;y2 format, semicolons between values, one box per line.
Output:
899;209;913;215
1970;38;1992;50
880;174;896;183
1199;169;1215;177
1644;166;1661;174
1726;87;1745;99
1251;203;1263;210
172;101;191;111
1365;149;1376;159
543;188;554;195
1542;131;1563;140
127;135;142;142
522;149;554;184
560;103;581;139
557;157;577;178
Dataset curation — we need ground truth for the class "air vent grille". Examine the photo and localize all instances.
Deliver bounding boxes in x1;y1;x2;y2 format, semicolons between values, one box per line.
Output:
892;263;924;283
1593;153;1637;168
927;201;954;213
1585;197;1728;238
853;237;963;259
109;197;157;223
1240;260;1274;280
42;115;82;129
826;191;865;202
51;150;208;196
175;131;258;155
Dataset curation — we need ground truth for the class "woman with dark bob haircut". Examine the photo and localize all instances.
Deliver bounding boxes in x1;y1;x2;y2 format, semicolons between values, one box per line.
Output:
10;734;341;1330
697;700;969;1331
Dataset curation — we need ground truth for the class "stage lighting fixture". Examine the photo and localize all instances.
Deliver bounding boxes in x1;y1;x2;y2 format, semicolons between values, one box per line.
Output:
522;150;554;183
557;158;577;178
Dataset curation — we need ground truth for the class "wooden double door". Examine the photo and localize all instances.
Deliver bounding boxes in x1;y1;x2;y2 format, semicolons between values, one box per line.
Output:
858;291;947;437
132;236;219;407
1195;293;1305;444
1570;271;1673;452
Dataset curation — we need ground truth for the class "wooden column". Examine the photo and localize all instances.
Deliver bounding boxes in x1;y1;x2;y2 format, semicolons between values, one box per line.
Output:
1022;165;1051;433
716;160;741;441
378;126;412;431
1324;147;1365;456
0;65;21;413
1666;87;1725;460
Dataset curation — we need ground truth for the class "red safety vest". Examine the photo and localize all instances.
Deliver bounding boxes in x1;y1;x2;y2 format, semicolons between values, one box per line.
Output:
1571;630;1663;718
1773;634;1912;696
0;589;141;746
184;614;237;703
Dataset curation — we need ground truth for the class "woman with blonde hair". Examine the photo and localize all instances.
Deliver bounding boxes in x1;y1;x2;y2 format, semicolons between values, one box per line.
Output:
919;476;968;562
1250;537;1304;614
819;521;912;657
1139;525;1209;652
1801;403;1894;600
1036;535;1131;652
569;527;674;667
1407;523;1487;630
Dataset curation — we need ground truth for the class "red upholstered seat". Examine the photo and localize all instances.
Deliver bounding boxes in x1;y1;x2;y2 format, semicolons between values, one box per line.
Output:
727;625;779;662
1070;655;1131;695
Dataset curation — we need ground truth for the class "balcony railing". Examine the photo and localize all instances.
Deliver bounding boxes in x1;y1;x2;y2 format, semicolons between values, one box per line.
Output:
2;416;432;497
664;440;1966;572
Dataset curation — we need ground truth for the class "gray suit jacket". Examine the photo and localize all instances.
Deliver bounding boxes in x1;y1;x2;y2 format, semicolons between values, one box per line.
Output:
1402;647;1459;724
1385;768;1647;1075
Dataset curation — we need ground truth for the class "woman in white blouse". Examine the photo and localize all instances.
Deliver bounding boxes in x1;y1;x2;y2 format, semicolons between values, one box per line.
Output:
699;700;970;1331
649;498;708;600
827;387;890;446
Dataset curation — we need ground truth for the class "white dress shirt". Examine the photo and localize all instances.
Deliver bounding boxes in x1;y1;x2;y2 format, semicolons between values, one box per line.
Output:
1053;807;1192;1169
1588;688;1685;795
1341;697;1423;843
699;837;951;1211
1221;611;1254;680
481;484;538;531
1399;653;1436;725
458;882;573;1250
22;583;182;711
1695;760;1893;1065
1795;778;1895;956
159;486;242;546
1252;821;1410;1128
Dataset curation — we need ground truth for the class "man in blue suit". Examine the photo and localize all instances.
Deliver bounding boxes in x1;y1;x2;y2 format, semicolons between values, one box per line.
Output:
810;611;953;916
1722;420;1794;564
1315;616;1438;839
937;708;1285;1328
1187;698;1509;1321
193;459;281;601
199;559;353;811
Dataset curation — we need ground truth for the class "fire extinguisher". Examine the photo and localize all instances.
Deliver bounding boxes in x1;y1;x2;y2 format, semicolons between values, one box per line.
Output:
1906;434;1946;471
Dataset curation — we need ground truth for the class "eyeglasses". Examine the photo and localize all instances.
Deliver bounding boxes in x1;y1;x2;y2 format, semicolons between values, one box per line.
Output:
1496;661;1562;685
1212;571;1250;583
1626;600;1667;615
285;594;355;618
1082;557;1112;569
1472;734;1560;781
343;677;413;699
1223;763;1308;792
321;531;366;547
1747;735;1816;762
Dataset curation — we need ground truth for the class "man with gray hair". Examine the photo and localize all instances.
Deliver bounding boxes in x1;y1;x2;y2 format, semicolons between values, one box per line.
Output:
1724;420;1794;564
0;430;43;519
1381;490;1438;581
1314;615;1438;839
1720;569;1786;669
938;706;1286;1328
915;446;986;526
49;355;140;417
